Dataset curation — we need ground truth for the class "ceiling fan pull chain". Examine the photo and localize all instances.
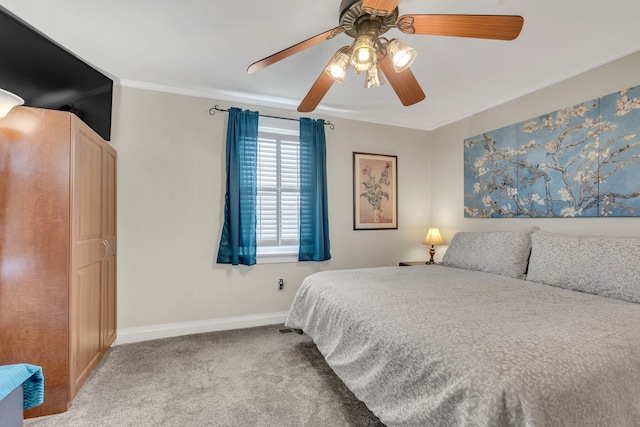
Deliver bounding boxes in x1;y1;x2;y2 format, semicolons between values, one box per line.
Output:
396;16;415;34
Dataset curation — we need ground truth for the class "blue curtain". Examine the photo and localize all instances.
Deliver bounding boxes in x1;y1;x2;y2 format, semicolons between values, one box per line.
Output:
217;108;259;266
299;118;331;261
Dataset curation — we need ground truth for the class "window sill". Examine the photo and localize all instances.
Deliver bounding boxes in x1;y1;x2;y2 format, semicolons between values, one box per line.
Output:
257;246;298;264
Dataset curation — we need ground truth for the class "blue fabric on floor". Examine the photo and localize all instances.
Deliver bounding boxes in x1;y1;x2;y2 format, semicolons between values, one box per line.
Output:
0;364;44;409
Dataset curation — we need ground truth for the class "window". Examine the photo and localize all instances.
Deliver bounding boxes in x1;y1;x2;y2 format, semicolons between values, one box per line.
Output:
216;110;330;266
256;119;300;261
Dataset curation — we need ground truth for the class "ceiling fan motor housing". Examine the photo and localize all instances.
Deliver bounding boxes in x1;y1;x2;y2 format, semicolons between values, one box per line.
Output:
339;0;398;38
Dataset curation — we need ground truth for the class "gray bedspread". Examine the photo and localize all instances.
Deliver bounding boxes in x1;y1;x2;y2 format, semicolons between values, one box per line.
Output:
285;265;640;427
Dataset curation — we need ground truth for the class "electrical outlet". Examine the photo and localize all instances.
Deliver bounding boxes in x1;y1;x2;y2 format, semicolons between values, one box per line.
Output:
278;279;284;290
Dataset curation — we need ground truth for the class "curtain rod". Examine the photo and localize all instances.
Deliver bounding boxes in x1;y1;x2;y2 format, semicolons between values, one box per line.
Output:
208;105;335;130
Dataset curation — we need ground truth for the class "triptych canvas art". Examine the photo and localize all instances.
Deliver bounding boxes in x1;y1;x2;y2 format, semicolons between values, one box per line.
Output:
464;85;640;217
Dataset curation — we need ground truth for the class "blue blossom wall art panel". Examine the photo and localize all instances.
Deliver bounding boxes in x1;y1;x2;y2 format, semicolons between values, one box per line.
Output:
516;100;600;217
464;85;640;218
598;86;640;216
464;125;518;217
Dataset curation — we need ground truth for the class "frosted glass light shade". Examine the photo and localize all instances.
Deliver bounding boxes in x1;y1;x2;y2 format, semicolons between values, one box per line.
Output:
0;88;24;118
388;39;417;73
324;50;350;83
350;32;377;74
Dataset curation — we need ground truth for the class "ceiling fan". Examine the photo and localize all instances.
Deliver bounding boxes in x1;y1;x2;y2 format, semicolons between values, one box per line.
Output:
247;0;524;113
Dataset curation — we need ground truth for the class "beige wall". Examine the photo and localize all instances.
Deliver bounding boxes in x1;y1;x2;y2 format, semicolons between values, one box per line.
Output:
110;86;431;329
429;52;640;259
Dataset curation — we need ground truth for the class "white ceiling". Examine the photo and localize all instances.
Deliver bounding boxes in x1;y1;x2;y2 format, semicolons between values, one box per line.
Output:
2;0;640;131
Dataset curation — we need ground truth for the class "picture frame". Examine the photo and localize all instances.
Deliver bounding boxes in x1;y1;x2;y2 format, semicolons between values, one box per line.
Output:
353;152;398;230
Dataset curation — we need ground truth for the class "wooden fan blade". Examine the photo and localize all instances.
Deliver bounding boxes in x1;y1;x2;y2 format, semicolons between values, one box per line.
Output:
378;55;425;107
362;0;402;16
397;14;524;40
297;66;335;113
247;26;346;74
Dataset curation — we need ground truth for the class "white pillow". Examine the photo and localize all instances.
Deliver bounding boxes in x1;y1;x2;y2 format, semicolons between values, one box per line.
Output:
441;227;538;279
526;231;640;304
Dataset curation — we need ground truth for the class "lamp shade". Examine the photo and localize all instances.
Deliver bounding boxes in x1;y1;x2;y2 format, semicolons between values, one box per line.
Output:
423;228;445;246
0;88;24;118
325;48;350;83
388;39;417;73
350;31;377;73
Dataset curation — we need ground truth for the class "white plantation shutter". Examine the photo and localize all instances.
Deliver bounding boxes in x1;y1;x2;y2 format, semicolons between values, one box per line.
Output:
257;127;300;250
280;141;300;244
257;137;278;245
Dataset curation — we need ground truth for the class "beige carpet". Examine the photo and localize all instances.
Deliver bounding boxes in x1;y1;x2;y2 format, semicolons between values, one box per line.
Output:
25;324;384;426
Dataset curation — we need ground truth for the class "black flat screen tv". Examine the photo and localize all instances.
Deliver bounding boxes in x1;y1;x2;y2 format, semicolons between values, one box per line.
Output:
0;6;113;140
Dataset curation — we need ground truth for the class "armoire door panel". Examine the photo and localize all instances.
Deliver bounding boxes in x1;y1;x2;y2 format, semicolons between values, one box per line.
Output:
102;142;117;351
76;127;103;241
70;264;102;398
70;115;113;400
103;254;117;348
104;147;117;239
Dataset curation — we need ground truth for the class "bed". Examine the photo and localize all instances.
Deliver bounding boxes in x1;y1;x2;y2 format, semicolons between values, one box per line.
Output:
285;229;640;426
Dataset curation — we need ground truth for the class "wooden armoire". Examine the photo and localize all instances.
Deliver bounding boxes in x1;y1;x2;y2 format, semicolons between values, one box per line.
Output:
0;106;117;417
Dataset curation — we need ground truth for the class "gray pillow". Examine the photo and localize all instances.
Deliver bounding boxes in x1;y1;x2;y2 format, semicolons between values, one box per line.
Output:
526;231;640;304
441;227;538;279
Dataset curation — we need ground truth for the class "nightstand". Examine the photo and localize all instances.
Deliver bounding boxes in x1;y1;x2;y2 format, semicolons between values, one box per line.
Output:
399;261;435;266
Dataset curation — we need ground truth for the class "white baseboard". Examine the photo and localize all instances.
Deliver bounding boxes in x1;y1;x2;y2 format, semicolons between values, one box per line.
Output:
114;311;289;345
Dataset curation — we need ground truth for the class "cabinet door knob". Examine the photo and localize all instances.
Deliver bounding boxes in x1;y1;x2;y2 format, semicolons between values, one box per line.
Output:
101;240;108;257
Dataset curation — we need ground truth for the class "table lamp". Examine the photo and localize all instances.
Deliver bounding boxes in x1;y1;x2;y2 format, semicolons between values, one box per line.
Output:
423;227;445;264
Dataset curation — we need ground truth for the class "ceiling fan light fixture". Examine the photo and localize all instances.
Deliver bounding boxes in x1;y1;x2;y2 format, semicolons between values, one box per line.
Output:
324;49;350;83
364;65;384;89
249;2;525;112
388;38;417;73
350;31;377;74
